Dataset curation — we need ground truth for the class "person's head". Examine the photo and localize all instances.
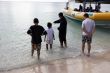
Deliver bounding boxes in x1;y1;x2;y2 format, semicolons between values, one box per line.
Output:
98;3;100;5
47;22;52;28
58;12;63;18
83;13;89;19
33;18;39;25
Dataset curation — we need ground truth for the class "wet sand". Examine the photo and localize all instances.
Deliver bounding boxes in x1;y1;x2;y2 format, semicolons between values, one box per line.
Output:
1;50;110;73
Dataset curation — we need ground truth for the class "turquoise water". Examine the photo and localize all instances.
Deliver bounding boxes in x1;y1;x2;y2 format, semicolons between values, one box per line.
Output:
0;1;110;71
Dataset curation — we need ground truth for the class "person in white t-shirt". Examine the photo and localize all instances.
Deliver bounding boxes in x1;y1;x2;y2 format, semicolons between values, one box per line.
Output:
82;13;95;57
44;22;55;50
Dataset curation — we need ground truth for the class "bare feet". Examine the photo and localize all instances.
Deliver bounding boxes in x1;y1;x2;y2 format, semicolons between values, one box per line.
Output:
31;54;33;57
79;52;85;56
87;53;90;57
65;45;67;48
61;46;64;48
38;56;40;60
60;45;64;48
46;48;48;51
82;52;85;55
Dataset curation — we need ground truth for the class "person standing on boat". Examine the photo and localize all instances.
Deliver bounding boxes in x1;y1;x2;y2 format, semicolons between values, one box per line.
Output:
97;3;101;12
95;2;101;12
89;5;93;12
79;4;83;12
81;13;95;57
54;12;67;48
65;2;69;10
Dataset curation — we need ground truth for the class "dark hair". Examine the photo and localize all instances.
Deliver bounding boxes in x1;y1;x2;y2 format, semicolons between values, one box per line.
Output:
34;18;39;23
84;13;89;18
47;22;52;28
98;3;100;5
59;12;63;17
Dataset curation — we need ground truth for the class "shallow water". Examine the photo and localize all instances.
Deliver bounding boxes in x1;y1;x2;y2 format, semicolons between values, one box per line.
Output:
0;1;110;71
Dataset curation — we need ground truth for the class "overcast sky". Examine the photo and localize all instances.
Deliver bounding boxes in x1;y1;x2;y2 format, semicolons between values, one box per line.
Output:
0;0;68;2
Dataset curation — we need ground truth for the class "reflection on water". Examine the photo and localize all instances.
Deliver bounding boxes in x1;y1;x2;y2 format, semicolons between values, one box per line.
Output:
0;1;110;71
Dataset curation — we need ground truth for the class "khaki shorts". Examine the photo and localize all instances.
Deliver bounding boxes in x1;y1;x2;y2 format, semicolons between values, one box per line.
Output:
32;43;41;51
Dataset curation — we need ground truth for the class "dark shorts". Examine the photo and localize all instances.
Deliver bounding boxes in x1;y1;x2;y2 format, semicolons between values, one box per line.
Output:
82;35;92;44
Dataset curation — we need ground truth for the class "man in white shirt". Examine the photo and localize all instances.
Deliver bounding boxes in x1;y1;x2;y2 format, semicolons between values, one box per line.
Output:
82;13;95;57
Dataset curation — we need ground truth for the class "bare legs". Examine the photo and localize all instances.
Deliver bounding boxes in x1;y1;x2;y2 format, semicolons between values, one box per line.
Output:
37;49;40;60
31;44;35;56
59;32;67;48
31;44;41;60
64;40;67;47
50;44;52;49
82;42;91;57
46;44;48;50
82;43;85;55
60;41;63;48
87;43;91;56
60;40;67;48
46;44;52;50
31;49;34;56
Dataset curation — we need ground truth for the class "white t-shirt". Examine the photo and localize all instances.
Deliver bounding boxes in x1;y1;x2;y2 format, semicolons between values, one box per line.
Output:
46;28;54;41
82;18;95;35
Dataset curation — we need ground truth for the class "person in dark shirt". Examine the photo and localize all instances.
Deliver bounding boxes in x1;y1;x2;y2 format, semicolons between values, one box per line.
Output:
54;12;67;48
79;4;83;12
65;2;69;10
97;3;101;12
95;3;101;12
27;18;46;60
89;5;93;12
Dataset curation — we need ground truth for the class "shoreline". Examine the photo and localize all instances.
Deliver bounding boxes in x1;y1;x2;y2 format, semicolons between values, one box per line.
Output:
1;50;110;73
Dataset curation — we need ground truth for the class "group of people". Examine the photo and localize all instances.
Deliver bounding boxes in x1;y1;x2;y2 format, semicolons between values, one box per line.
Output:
27;12;95;60
78;3;101;12
27;12;67;59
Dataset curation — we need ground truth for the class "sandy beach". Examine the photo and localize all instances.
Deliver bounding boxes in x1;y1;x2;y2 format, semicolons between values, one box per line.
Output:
1;50;110;73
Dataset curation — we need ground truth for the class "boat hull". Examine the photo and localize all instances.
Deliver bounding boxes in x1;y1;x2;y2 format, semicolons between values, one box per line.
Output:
63;9;110;25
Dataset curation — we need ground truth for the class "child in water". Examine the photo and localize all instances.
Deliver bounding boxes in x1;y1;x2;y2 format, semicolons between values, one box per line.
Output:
44;22;55;50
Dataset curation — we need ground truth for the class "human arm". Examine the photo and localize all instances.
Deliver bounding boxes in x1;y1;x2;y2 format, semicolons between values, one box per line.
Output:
92;22;96;34
52;29;55;40
53;19;60;24
43;30;47;42
43;30;47;36
44;34;46;42
82;22;88;35
92;26;95;34
40;26;47;36
53;33;55;40
27;27;32;36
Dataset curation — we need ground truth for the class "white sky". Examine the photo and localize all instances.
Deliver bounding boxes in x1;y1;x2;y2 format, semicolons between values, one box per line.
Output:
0;0;68;2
